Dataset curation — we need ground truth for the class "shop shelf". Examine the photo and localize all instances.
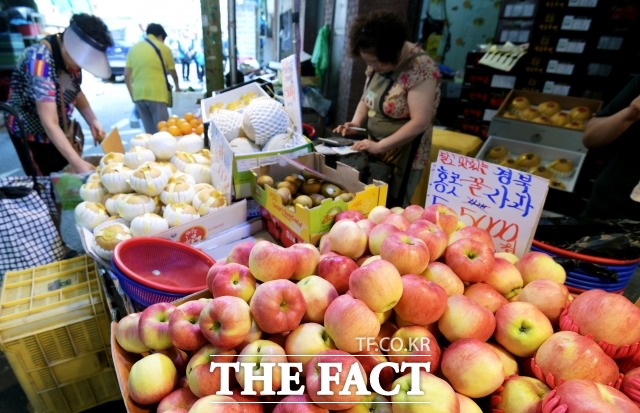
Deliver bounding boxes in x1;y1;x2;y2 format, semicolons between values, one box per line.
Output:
0;255;120;412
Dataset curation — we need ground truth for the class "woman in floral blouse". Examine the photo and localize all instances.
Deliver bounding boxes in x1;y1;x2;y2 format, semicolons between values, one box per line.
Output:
334;11;440;207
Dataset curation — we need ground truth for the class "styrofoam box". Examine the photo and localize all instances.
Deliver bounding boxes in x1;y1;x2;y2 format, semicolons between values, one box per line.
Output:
171;90;205;117
200;82;269;123
476;135;586;193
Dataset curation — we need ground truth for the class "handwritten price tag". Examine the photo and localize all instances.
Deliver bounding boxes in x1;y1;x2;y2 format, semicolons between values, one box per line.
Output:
426;151;549;256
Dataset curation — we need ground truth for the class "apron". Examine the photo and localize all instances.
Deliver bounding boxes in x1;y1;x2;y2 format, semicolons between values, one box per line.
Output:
364;50;427;205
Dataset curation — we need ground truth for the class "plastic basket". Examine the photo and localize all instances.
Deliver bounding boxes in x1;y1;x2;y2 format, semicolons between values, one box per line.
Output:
531;240;640;293
110;264;187;308
112;237;215;294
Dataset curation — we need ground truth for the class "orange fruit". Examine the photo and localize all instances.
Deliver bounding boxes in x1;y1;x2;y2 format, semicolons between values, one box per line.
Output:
168;125;181;137
179;122;193;135
189;118;200;128
166;118;177;127
157;120;167;130
158;126;168;132
184;112;195;122
195;124;204;135
169;114;180;120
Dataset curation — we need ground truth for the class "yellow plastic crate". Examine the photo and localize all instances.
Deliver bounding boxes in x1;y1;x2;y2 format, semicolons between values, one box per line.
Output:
0;255;121;412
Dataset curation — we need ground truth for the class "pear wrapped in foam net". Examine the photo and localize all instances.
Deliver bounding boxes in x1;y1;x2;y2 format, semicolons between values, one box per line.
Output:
161;180;196;205
147;131;178;160
129;164;170;196
192;187;227;215
241;97;290;146
79;181;107;203
93;221;132;261
124;146;156;169
100;163;133;194
75;201;110;230
130;213;169;237
113;194;156;222
129;133;151;148
177;133;204;153
163;202;200;227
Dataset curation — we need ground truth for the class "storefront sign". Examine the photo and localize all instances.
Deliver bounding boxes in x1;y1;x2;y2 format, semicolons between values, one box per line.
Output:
426;151;549;256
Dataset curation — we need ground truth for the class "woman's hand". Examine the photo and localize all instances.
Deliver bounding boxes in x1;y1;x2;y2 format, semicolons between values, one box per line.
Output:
351;138;383;155
333;121;363;136
72;159;96;174
89;119;106;145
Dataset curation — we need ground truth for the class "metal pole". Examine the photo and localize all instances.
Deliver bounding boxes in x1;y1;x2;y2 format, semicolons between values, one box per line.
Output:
228;0;238;86
201;0;225;94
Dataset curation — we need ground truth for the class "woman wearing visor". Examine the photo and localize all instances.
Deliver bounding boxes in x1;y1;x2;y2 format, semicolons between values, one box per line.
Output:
7;13;113;175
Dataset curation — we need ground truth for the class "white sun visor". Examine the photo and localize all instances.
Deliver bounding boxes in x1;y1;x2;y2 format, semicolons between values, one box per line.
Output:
63;22;111;79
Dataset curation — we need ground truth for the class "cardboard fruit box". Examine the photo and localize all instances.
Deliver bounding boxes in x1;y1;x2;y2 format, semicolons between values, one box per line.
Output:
250;153;388;246
489;89;602;153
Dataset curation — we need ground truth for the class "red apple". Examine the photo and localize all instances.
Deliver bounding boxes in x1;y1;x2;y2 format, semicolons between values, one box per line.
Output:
518;279;570;327
621;366;640;406
491;375;550;413
169;299;208;351
349;259;403;313
138;302;177;351
249;240;297;282
297;275;339;324
444;238;495;283
402;204;425;223
494;301;554;358
354;345;396;393
229;388;264;413
316;254;359;294
368;223;402;256
390;372;459;411
420;261;464;296
463;283;508;314
420;203;459;236
188;395;241;413
209;263;257;302
288;243;321;281
318;233;332;255
485;341;519;377
367;205;392;224
447;225;495;251
115;313;150;354
342;393;391;413
154;346;189;377
250;279;306;334
226;240;256;267
387;325;441;373
380;213;410;231
324;294;381;353
335;210;365;223
128;352;178;405
306;350;367;410
235;339;287;394
441;338;505;398
394;274;448;326
437;294;496;343
285;322;337;376
355;218;376;237
406;219;448;262
157;386;199;413
541;379;638;412
199;295;252;349
495;251;519;264
273;394;329;412
379;233;430;275
206;261;227;291
235;316;264;352
186;344;237;397
483;257;523;300
515;251;566;285
328;219;368;260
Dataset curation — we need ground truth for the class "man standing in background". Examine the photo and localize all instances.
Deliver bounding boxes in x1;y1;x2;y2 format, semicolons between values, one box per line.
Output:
124;23;180;133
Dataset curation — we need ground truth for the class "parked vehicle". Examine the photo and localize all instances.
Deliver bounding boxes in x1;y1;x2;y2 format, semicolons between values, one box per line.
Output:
105;19;143;81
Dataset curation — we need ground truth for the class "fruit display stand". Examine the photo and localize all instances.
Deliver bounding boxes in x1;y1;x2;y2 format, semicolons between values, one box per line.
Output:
0;255;121;413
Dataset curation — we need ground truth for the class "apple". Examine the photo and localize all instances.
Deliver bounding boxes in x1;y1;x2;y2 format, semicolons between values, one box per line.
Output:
437;294;496;343
367;205;392;224
441;338;505;398
186;343;237;397
420;261;464;296
495;251;519;265
168;299;208;351
380;213;410;231
491;375;550;413
483;257;523;300
533;331;621;388
188;395;241;413
620;366;640;405
206;261;227;291
367;223;402;256
560;289;640;358
406;219;448;262
375;321;399;349
273;394;329;412
390;206;404;214
306;349;367;410
235;339;287;394
420;203;459;236
518;279;570;326
447;225;495;251
318;233;332;255
402;204;425;223
494;301;553;358
335;210;365;223
354;345;396;393
128;352;178;405
379;233;430;275
115;313;150;354
289;243;321;281
515;251;566;285
387;325;441;373
235;316;264;352
328;219;368;260
463;283;508;314
342;393;391;413
250;279;306;334
324;294;381;353
349;259;403;313
154;346;189;378
456;393;482;413
249;240;297;282
391;371;459;412
209;263;257;302
226;240;256;267
355;218;376;237
157;386;199;413
297;275;339;323
138;302;177;351
229;388;264;413
394;274;448;326
199;295;252;349
285;322;336;376
444;238;495;283
316;254;359;294
485;341;518;377
541;379;638;412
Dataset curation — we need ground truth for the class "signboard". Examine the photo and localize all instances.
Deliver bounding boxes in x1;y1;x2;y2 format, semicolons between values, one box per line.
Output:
208;121;234;205
426;151;549;256
280;54;303;134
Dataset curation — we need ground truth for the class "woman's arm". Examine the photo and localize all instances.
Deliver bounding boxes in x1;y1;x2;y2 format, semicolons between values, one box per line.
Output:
75;90;105;144
36;100;95;173
582;94;640;149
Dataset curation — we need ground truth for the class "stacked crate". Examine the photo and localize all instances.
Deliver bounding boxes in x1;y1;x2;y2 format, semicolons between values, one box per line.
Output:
0;255;121;413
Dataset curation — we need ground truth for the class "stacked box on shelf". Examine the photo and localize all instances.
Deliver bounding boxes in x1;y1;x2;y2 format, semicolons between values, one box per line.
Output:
0;255;120;413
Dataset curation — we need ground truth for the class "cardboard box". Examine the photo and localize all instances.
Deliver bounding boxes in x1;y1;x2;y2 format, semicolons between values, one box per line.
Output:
489;89;602;152
476;135;586;193
250;153;388;246
430;128;484;163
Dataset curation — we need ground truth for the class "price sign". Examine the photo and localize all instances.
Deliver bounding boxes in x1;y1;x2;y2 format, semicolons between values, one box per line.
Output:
280;54;303;134
426;151;549;256
208;122;234;205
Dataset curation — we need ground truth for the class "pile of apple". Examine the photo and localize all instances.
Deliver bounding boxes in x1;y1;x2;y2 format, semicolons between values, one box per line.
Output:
114;203;640;413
